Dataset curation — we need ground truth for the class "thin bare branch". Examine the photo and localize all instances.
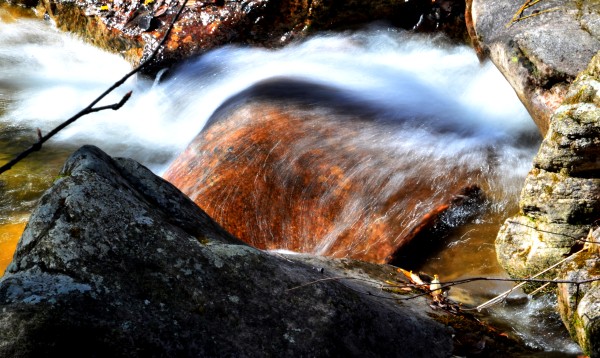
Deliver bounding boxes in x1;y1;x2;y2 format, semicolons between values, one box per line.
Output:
287;272;600;306
286;276;382;292
505;0;559;28
528;281;553;297
0;1;187;175
510;7;559;26
0;91;133;174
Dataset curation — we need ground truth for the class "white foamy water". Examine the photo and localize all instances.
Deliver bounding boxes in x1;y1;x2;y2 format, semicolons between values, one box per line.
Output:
1;18;538;177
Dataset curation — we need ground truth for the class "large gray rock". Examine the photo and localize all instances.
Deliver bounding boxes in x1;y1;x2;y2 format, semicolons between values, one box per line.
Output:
470;0;600;135
0;145;463;357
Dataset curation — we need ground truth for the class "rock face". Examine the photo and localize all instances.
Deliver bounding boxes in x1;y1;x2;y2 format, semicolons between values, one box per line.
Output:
557;227;600;357
497;53;600;355
0;145;463;357
496;53;600;280
16;0;456;74
470;0;600;135
163;79;485;264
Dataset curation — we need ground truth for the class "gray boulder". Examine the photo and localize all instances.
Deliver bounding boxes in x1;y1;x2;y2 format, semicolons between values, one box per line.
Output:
470;0;600;135
0;145;461;357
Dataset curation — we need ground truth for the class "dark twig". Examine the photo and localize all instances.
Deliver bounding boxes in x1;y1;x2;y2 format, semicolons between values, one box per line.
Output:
286;276;381;292
505;0;554;28
0;1;186;175
287;275;600;303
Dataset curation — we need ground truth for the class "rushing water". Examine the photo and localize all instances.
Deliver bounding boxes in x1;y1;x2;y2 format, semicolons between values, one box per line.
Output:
0;7;583;355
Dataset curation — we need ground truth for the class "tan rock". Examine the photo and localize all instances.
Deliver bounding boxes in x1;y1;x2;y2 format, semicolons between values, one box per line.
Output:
470;0;600;135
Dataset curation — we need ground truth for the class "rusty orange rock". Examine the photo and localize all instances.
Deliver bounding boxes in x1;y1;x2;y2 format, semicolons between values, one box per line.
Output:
164;100;484;264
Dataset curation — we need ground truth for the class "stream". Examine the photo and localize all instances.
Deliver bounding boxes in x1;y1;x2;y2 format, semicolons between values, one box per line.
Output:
0;5;583;355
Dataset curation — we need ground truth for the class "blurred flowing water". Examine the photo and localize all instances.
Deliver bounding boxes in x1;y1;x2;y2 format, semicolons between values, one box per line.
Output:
0;7;582;355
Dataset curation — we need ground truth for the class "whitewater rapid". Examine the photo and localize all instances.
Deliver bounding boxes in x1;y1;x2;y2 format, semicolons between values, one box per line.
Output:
1;17;537;176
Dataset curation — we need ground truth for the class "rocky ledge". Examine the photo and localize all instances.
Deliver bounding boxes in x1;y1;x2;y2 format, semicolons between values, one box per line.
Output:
496;52;600;355
0;145;531;357
557;225;600;357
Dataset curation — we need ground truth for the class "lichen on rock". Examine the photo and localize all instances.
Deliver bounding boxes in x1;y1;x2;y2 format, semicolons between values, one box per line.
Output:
557;227;600;356
497;52;600;355
497;51;600;281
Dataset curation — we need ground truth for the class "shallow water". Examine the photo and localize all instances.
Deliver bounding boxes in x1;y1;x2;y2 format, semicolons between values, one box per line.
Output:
0;9;582;354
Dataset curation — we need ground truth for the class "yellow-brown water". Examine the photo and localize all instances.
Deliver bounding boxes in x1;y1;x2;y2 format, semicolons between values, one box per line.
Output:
0;222;26;274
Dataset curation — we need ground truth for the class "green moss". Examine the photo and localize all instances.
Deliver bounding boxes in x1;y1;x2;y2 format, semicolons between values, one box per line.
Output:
563;84;597;105
196;236;210;245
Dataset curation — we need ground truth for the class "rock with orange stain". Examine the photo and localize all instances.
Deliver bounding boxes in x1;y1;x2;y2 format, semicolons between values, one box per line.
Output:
164;84;485;264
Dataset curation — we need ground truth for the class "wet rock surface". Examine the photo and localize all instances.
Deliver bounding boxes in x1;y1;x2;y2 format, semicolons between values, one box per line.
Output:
10;0;466;74
496;54;600;279
0;145;464;357
163;79;486;264
497;53;600;355
470;0;600;135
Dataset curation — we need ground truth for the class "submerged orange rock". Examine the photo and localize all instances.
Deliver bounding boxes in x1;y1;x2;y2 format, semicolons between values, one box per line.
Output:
164;95;484;264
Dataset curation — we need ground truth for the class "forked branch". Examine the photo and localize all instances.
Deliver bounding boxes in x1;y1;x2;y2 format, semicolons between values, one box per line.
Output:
0;1;187;175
